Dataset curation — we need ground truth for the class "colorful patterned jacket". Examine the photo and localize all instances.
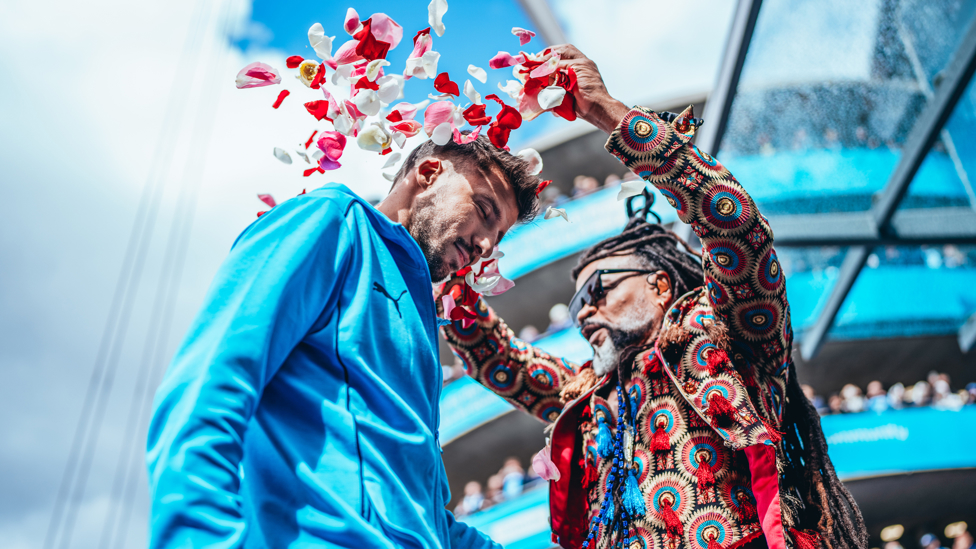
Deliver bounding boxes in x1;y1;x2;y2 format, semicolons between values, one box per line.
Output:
441;106;798;549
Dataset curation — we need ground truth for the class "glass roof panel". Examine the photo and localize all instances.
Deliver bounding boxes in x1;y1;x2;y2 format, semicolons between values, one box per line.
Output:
719;0;976;215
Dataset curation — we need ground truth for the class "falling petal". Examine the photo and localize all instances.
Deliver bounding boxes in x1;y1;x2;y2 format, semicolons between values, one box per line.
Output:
423;101;456;136
421;50;440;78
381;152;402;169
286;56;304;68
392;131;407;148
441;295;455;320
516;148;543;175
617;180;646;200
390;100;425;119
304;100;331;121
497;80;522;100
382;172;396;182
308;23;334;60
330;63;355;85
463;79;481;105
433;72;460;96
537;85;567;110
330;39;364;68
368;13;403;49
452;124;482;145
272;89;290;109
357;122;392;152
295;149;310;164
235;62;281;89
343;7;361;35
352;89;381;116
467;64;487;83
258;194;277;208
531;446;560;481
535;179;551;196
489;51;524;69
389;119;423;137
428;92;454;101
376;74;404;103
316;131;347;170
428;0;448;37
297;60;319;87
365;59;390;81
511;27;536;46
273;147;292;164
462;103;491;126
431;122;453;145
544;206;569;222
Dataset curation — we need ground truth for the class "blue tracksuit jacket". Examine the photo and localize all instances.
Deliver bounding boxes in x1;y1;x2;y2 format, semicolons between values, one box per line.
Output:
146;184;499;549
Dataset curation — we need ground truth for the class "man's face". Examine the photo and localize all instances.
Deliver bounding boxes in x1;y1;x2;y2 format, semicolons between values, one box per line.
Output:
409;158;519;281
574;254;670;376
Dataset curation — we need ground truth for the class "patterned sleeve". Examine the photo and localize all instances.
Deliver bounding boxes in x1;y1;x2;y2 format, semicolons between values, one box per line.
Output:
440;291;582;424
605;106;792;373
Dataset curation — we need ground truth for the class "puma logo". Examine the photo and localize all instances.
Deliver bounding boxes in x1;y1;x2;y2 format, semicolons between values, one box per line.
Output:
373;282;408;318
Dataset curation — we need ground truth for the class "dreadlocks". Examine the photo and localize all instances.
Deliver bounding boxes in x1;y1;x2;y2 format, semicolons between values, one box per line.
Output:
571;217;703;297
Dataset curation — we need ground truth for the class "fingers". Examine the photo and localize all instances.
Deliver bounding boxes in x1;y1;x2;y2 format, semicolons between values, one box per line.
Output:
549;43;584;60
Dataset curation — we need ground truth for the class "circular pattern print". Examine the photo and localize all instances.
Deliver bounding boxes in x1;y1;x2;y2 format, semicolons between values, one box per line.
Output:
628;377;649;413
688;145;727;177
641;397;684;445
686;336;720;375
647;153;686;185
719;475;757;518
697;378;740;410
705;276;730;308
677;432;728;482
730;299;783;341
646;472;693;522
484;360;518;393
531;397;564;423
526;362;560;392
756;247;783;294
621;111;666;153
686;510;738;549
706;239;751;282
702;182;753;232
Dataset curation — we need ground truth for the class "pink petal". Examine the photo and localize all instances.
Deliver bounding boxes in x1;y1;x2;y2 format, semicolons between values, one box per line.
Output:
343;7;361;34
368;13;403;49
531;446;561;481
529;54;560;79
390;101;419;119
511;27;535;46
257;193;277;208
344;99;366;121
331;40;363;67
489;51;524;69
441;295;455;320
408;31;433;60
235;62;281;89
316;131;347;170
390;119;423;137
423;100;456;136
452;124;482;145
518;88;546;121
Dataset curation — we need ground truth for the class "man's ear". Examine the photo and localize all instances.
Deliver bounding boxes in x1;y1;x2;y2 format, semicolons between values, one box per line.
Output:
417;159;441;190
652;271;673;307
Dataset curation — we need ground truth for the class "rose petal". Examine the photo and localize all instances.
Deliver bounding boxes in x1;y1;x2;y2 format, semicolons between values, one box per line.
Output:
463;79;481;105
316;131;347;170
382;172;396;182
352;18;391;61
376;74;404;103
428;92;455;101
295;149;310;164
258;193;277;208
352;89;381;116
304;100;331;121
424;101;456;136
467;64;487;84
433;72;460;96
391;100;427;120
544;206;569;222
512;27;536;46
535;179;551;196
516;148;543;175
617;180;646;200
497;79;522;100
308;23;333;60
357;122;392;152
365;59;390;81
489;51;524;69
441;294;455;320
273;147;292;164
343;7;361;35
381;152;402;169
389;119;423;137
529;53;560;79
537;85;567;110
331;39;363;68
272;89;290;109
368;13;403;49
452;124;482;145
392;131;407;148
235;62;281;89
286;56;304;68
428;0;448;37
431;121;453;145
531;446;560;481
463;103;491;126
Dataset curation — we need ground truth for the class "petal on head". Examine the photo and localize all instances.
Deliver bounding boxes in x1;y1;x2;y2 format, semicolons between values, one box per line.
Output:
431;122;453;145
423;100;456;135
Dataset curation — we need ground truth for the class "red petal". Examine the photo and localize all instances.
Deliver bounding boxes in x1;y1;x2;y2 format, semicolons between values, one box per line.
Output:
485;94;522;130
386;110;403;122
354;76;379;90
304;100;332;121
303;166;326;177
487;124;511;148
271;89;290;109
353;19;391;61
413;27;431;45
552;92;577;121
286;56;304;69
535;180;551;196
257;211;267;217
305;130;318;149
462;104;492;126
257;193;276;207
310;64;327;89
299;188;307;195
380;147;392;155
433;72;460;97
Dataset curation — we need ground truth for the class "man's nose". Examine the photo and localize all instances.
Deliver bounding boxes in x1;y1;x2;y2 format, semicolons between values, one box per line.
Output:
474;234;494;258
577;302;597;324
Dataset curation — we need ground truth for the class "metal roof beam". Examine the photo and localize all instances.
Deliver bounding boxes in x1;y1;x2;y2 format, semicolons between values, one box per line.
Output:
769;207;976;247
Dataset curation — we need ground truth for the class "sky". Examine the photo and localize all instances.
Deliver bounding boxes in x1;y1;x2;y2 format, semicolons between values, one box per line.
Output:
0;0;734;547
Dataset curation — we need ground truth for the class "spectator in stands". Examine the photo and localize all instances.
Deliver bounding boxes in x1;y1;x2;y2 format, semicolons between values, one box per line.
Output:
887;382;906;410
967;383;976;404
604;173;622;187
518;325;540;342
910;381;932;407
952;528;974;549
921;533;945;549
483;474;504;508
571;175;599;197
801;384;828;415
454;481;485;517
841;383;866;413
546;303;572;333
828;394;844;415
866;380;888;413
499;457;526;500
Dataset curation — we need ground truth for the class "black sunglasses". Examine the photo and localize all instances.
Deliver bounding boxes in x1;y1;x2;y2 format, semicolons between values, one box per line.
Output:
568;269;656;326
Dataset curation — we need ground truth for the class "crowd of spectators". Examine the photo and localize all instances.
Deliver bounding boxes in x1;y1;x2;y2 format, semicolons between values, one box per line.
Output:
801;371;976;415
453;456;544;517
536;170;638;211
883;522;974;549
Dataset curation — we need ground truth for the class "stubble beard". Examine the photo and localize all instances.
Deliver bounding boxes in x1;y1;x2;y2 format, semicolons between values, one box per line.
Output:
409;192;457;282
588;308;657;377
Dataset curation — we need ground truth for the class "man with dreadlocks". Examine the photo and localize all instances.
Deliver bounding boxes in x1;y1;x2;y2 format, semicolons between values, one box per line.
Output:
437;45;867;549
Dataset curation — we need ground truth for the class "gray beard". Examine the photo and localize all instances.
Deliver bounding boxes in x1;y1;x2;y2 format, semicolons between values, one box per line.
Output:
586;310;656;377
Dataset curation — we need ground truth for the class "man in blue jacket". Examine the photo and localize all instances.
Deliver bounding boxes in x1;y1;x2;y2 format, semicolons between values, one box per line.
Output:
146;135;542;548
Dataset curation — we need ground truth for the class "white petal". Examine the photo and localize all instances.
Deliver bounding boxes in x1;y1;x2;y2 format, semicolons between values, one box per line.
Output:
392;131;407;148
365;59;390;81
352;89;381;116
381;152;402;169
431;122;453;145
516;148;543;175
544;206;569;222
428;0;448;37
310;148;325;161
537;85;567;110
331;63;354;85
357;123;392;152
273;147;292;164
463;79;481;105
333;113;355;135
308;23;333;60
376;74;404;103
617;180;646;201
498;80;523;100
382;172;396;182
421;50;440;78
428;92;454;101
467;64;487;84
294;149;310;164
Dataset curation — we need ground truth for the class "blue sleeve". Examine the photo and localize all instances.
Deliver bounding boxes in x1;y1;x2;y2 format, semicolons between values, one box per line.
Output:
146;194;354;549
446;511;503;549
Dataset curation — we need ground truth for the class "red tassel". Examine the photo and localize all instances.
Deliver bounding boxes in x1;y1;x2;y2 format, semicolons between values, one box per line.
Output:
761;417;783;445
659;504;683;540
651;425;671;452
706;349;728;375
789;529;820;549
738;498;757;521
708;537;725;549
706;394;738;422
695;458;715;489
644;353;661;374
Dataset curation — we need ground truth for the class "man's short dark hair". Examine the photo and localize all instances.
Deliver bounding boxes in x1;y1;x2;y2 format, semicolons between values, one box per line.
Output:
392;134;542;223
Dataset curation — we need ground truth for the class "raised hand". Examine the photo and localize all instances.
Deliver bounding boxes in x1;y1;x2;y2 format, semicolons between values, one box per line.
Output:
549;44;630;134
